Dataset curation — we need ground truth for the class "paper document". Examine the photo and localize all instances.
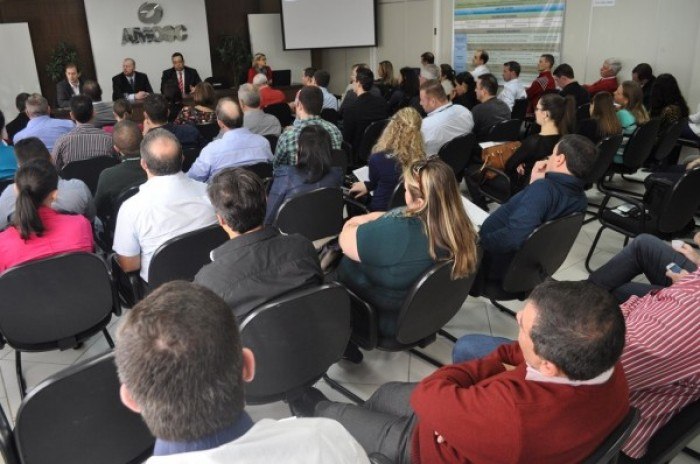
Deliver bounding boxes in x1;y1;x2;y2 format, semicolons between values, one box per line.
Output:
353;166;370;183
462;195;490;227
478;141;507;150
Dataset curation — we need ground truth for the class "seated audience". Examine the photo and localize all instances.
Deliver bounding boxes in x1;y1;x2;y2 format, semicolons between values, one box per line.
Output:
470;49;490;78
5;92;30;144
13;93;74;151
632;63;655;109
0;137;94;229
471;73;511;141
374;60;398;101
420;80;474;155
266;125;342;224
479;135;595;284
387;67;421;115
0;111;17;180
348;107;426;211
142;95;204;149
420;51;434;67
614;81;649;136
52;95;114;170
584;58;621;96
311;279;629;463
338;157;479;338
56;63;84;108
525;54;556;115
577;91;622;144
103;98;140;134
452;71;478;110
340;64;382;114
342;68;389;159
253;74;286;110
0;159;92;272
419;63;440;85
195;168;322;320
553;63;590;107
113;129;216;282
174;82;217;125
238;84;281;137
313;69;339;111
115;281;370;463
247;52;273;84
439;63;456;98
649;73;690;133
82;80;116;128
498;61;526;110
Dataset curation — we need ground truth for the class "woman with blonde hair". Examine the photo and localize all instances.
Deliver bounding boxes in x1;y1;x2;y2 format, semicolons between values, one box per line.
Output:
247;52;273;84
348;107;426;211
174;82;217;125
577;92;622;143
338;156;479;338
375;60;398;100
614;80;649;135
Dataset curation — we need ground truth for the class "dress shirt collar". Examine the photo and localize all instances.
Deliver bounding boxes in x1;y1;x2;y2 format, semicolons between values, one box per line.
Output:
222;127;253;140
211;227;278;260
526;365;614;386
427;102;453;117
26;115;51;128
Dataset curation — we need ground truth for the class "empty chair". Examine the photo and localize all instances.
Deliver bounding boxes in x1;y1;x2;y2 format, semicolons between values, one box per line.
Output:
646;119;684;169
511;98;528;121
437;133;476;181
357;119;390;166
486;119;522;142
604;118;661;192
273;187;344;242
583;408;639;464
60;156;119;195
263;102;294;127
181;146;201;173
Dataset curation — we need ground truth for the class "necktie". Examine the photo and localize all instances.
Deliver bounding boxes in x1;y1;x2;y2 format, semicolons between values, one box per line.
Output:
178;71;184;95
129;76;135;91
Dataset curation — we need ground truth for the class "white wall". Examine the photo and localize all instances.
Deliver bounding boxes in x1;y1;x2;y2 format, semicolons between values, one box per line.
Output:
248;14;311;84
0;23;41;123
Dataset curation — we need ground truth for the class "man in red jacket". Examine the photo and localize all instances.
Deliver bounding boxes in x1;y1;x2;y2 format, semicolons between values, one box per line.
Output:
308;280;630;464
525;53;556;115
584;58;621;96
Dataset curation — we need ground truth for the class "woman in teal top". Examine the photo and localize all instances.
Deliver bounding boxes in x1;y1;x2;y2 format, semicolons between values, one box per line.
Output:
613;81;650;162
0;111;17;181
337;158;479;338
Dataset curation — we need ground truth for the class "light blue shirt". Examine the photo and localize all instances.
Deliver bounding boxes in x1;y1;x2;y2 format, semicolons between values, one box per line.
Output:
320;86;338;111
13;115;75;152
187;127;273;182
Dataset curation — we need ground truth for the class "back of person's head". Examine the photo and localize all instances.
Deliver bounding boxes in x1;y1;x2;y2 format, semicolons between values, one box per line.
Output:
143;94;169;124
399;67;420;97
252;73;268;86
237;84;261;109
15;92;30;112
313;69;331;88
539;93;575;135
420;79;448;102
477;73;498;96
620;80;649;124
208;168;266;233
455;71;476;89
541;54;555;68
528;280;625;380
374;106;426;169
297;125;332;184
115;281;246;442
421;52;435;65
420;64;440;81
555;134;597;179
477;49;489;64
604;58;622;75
14;137;51;165
162;80;183;105
650;73;689;118
404;157;478;279
215;98;243;130
113;120;143;157
140;128;182;175
303;67;317;81
113;99;133;119
552;63;574;79
591;92;621;137
503;61;521;76
377;61;395;85
13;158;59;240
440;64;456;85
297;86;323;116
25;93;49;118
355;67;374;92
82;80;102;102
632;63;654;82
192;82;216;109
70;95;94;124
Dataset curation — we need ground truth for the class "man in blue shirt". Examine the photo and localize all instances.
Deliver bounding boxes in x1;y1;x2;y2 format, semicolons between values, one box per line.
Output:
13;93;74;151
478;134;597;284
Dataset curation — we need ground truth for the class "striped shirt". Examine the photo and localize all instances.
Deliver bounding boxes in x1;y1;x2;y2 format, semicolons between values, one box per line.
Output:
52;124;115;170
620;270;700;458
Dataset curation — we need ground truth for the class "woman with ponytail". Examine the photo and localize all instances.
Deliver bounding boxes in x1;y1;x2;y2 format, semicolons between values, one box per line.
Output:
0;159;93;272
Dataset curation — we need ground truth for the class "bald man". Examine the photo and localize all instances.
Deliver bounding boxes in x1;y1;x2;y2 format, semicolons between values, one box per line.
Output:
187;98;272;183
112;58;153;101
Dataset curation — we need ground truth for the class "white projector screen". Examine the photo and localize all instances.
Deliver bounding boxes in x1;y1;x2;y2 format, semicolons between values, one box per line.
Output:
281;0;377;50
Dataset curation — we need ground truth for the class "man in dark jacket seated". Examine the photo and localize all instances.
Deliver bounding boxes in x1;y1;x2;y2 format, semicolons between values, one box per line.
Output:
194;167;323;322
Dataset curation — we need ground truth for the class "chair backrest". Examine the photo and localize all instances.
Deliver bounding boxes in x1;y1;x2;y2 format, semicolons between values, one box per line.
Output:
0;253;115;350
264;134;279;153
0;178;14;196
388;182;406;209
619;118;661;170
577;103;592;122
651;118;684;162
331;148;349;175
395;257;480;345
263;103;294;127
196;123;220;144
320;108;339;126
240;284;351;404
181;147;201;173
487;119;521;142
582;408;639;464
588;135;624;184
14;352;154;464
437;132;476;180
502;212;584;294
641;398;700;464
357;119;390;164
241;162;273;180
60;156;119;195
274;187;344;241
102;183;142;247
0;397;19;464
147;224;229;290
657;167;700;234
511;98;528;121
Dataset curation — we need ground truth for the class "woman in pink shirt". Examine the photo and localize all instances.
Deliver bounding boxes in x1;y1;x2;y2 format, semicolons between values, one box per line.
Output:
0;159;93;273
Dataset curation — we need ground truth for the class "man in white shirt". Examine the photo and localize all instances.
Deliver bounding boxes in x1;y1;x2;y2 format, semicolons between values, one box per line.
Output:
115;280;370;464
470;49;490;78
113;129;217;282
420;80;474;155
498;61;527;110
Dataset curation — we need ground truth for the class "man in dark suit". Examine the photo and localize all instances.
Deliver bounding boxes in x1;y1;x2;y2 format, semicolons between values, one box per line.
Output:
5;93;30;144
56;63;85;108
112;58;153;102
341;67;388;161
160;52;201;96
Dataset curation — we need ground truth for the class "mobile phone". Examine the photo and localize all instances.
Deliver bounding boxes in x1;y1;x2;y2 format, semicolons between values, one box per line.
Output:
666;262;682;274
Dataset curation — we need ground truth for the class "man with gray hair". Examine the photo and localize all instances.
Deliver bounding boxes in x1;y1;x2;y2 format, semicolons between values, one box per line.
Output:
113;128;216;282
584;58;622;96
238;84;281;137
13;93;74;151
187;98;272;183
253;74;286;109
419;63;440;84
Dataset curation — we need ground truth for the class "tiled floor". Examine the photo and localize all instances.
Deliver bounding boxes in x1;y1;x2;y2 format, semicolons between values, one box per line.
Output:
0;172;697;462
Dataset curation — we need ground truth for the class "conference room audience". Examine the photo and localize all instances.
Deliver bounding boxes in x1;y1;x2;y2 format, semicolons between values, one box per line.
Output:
419;63;440;84
338;157;479;338
238;84;281;137
266;125;342;224
82;80;116;128
348;107;426;212
0;111;17;180
342;68;389;159
247;52;273;84
142;95;204;149
195;168;323;321
114;281;370;463
525;54;556;114
188;99;271;183
614;81;649;136
584;58;621;96
471;73;511;141
160;52;201;96
340;64;382;114
300;67;316;87
498;61;526;110
111;57;152;102
420;51;434;66
470;49;490;78
420;80;474;155
313;70;339;111
112;129;216;283
577;91;622;144
52;95;114;170
375;60;398;100
56;63;84;108
102;99;137;134
632;62;655;108
5;92;30;144
0;159;92;273
253;74;286;110
387;67;421;115
649;73;690;133
439;63;456;97
452;71;478;110
553;63;590;107
13;94;74;151
0;138;94;229
174;82;217;125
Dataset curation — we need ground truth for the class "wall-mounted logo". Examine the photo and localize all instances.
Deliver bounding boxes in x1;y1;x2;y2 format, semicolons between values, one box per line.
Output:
122;2;188;45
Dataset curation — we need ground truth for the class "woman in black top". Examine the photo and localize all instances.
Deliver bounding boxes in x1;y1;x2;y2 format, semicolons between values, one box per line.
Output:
387;67;422;115
452;72;478;110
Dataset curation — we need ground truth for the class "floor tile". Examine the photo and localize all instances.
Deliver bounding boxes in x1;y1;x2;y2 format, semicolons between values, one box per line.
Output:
0;359;69;422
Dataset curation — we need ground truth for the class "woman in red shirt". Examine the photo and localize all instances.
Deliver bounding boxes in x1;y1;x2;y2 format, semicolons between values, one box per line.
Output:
0;159;93;273
247;53;273;84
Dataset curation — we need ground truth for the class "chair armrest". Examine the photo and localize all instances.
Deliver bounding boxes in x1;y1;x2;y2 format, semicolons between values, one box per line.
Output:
341;284;378;350
343;194;370;215
599;188;645;213
110;254;144;308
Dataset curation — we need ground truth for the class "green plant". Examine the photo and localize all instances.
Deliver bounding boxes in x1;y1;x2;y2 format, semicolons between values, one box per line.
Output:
215;35;252;88
46;42;80;83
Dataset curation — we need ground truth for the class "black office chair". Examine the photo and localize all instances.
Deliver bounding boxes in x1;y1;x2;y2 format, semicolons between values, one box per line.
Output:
486;119;522;142
241;162;273;181
357;119;390;166
240;284;351;407
331;148;349;175
97;183;142;251
264;134;279;153
437;133;476;182
181;147;201;173
584;135;624;223
604;119;661;194
263;102;294;128
274;187;344;242
645;119;684;170
0;253;118;397
387;182;406;210
583;408;640;464
60;156;119;195
511;98;528;121
577;103;592;122
320;108;340;126
0;352;154;464
585;167;700;272
196;123;220;144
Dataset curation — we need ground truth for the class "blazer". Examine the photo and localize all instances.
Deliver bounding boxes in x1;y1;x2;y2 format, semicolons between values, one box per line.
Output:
160;66;202;94
56;78;85;108
112;71;153;101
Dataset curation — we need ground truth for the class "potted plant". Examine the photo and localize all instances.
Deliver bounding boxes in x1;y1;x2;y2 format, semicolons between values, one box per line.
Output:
46;42;80;82
215;35;252;88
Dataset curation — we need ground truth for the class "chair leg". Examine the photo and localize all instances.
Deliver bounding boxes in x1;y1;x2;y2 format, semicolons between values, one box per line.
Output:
16;351;26;398
620;174;645;185
409;348;444;368
322;374;364;405
103;328;115;348
438;329;457;343
585;225;607;274
623;235;631;247
489;299;517;318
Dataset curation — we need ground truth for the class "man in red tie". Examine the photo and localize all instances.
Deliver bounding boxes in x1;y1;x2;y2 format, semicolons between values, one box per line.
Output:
160;52;202;96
